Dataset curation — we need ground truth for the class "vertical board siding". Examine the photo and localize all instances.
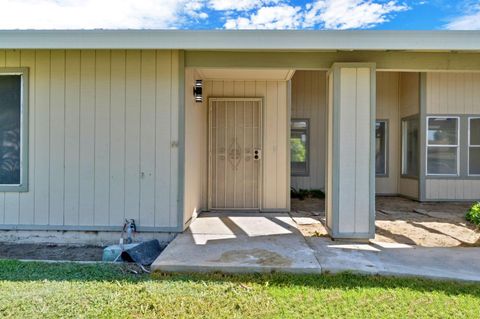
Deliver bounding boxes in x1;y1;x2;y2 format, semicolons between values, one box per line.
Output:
19;50;36;225
49;50;66;225
94;50;111;226
335;67;373;235
0;49;180;230
398;72;420;199
201;78;289;210
109;50;126;227
425;72;480;200
64;50;81;225
375;72;399;195
427;72;480;114
290;71;327;191
34;50;51;224
426;180;480;200
183;68;207;224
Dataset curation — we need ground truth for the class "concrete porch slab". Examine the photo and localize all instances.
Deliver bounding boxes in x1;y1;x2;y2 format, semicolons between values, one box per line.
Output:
307;237;480;282
152;212;322;274
152;212;480;282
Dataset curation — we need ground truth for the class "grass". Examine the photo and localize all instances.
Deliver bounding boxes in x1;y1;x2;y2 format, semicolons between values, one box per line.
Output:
0;260;479;318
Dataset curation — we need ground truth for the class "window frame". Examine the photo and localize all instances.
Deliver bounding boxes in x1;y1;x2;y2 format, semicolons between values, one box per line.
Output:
290;118;310;177
468;116;480;177
425;116;460;177
0;68;29;192
401;115;419;179
375;119;388;177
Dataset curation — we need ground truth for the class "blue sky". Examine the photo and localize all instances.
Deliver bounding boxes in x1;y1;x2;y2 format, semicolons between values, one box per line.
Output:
0;0;479;30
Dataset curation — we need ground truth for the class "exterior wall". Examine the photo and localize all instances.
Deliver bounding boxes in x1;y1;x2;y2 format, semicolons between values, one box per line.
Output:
183;68;208;226
398;72;420;199
376;72;400;195
0;49;181;231
202;79;289;210
426;73;480;114
290;70;326;190
424;72;480;200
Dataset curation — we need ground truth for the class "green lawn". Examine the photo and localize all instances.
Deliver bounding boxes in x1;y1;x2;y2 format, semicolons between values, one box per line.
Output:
0;260;479;318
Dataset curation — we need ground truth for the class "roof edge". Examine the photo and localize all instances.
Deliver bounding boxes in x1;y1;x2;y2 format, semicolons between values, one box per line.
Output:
0;30;479;51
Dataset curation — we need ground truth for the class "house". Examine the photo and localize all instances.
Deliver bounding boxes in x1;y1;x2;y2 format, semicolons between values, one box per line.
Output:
0;30;479;242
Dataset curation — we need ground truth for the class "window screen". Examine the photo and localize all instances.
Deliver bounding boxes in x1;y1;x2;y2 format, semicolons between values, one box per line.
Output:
376;120;387;176
291;119;309;176
0;75;22;185
469;118;480;175
402;117;419;177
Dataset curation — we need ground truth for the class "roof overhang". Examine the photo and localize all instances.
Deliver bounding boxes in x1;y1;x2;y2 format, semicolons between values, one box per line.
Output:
0;30;480;51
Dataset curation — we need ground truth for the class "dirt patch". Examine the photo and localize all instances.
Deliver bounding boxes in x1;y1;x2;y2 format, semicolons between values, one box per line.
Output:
0;243;104;261
291;196;480;247
290;198;329;237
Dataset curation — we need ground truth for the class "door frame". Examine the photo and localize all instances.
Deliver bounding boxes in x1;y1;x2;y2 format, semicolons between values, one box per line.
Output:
207;97;264;211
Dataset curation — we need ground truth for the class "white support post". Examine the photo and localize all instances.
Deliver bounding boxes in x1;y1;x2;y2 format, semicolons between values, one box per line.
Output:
325;63;376;239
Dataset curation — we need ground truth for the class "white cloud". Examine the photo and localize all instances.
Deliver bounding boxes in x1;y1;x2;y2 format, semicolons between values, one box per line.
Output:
0;0;409;30
304;0;409;29
224;0;409;30
224;4;303;29
209;0;280;11
0;0;207;29
445;3;480;30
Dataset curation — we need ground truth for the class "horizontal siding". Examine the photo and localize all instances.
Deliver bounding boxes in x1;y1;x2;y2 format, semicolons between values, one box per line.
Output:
426;179;480;200
0;49;180;230
426;72;480;114
291;70;326;190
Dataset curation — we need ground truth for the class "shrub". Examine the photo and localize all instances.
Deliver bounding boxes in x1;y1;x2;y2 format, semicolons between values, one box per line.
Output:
291;188;325;200
466;202;480;226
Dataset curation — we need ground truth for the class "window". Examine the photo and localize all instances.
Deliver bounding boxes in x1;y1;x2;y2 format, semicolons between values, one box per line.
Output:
0;69;28;191
426;117;459;176
469;117;480;176
291;119;309;176
376;120;388;176
401;117;419;177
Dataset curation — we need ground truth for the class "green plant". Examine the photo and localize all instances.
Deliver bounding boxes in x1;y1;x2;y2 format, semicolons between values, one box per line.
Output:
291;188;325;200
466;202;480;226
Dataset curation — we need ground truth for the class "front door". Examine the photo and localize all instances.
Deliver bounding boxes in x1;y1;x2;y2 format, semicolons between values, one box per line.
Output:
208;98;262;210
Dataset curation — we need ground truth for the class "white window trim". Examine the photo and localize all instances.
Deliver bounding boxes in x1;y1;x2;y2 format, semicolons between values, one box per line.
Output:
468;116;480;177
426;116;460;177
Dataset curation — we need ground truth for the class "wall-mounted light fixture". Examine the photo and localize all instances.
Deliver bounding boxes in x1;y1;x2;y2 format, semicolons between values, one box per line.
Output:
193;80;203;103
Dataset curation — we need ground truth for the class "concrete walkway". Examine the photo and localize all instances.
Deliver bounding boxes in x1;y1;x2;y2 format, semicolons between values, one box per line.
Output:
152;212;480;282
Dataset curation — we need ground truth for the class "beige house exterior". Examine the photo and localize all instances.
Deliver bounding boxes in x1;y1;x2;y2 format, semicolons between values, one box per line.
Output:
0;30;479;241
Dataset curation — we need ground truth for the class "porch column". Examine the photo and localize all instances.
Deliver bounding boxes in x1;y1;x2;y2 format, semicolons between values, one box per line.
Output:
325;63;376;239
